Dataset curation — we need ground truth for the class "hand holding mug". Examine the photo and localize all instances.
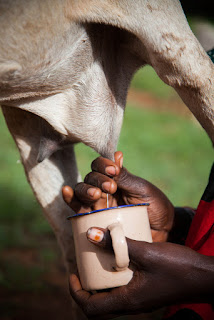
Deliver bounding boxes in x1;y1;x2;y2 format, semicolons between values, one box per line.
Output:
68;203;151;291
69;228;214;319
62;151;174;242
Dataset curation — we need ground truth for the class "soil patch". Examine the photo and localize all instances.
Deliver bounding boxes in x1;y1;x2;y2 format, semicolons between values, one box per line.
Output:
0;244;74;320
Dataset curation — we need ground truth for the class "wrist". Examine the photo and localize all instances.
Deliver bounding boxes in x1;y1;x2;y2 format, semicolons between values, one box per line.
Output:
165;248;214;306
168;207;195;244
175;251;214;304
192;254;214;302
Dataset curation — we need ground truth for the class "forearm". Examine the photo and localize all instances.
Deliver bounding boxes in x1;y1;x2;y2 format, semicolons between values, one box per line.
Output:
168;206;195;244
192;254;214;302
146;243;214;308
174;249;214;305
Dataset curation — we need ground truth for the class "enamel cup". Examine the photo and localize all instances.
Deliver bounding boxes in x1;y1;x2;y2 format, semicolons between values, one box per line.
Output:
68;204;152;291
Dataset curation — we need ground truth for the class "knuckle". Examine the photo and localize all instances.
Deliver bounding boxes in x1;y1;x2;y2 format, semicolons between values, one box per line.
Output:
75;182;85;193
117;168;131;186
84;172;92;184
91;157;102;171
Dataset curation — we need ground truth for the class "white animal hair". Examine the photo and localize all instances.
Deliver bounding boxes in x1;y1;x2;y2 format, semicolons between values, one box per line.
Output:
1;1;214;318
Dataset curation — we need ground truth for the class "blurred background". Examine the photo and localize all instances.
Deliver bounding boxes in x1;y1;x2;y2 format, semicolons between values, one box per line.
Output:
0;4;213;320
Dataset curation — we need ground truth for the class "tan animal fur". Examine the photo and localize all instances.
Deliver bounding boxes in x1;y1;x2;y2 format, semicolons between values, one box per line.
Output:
1;1;214;318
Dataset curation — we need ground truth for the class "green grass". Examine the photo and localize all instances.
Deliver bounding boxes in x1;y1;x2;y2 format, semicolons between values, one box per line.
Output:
131;65;176;99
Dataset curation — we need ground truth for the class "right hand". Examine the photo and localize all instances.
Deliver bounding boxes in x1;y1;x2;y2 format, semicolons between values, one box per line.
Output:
69;228;214;319
62;151;174;242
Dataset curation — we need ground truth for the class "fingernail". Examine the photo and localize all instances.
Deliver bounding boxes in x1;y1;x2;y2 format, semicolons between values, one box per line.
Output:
87;228;104;242
105;166;116;176
102;181;111;192
119;156;123;168
87;188;96;197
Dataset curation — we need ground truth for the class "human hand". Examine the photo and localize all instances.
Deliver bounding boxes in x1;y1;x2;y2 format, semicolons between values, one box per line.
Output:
62;151;174;241
69;228;214;319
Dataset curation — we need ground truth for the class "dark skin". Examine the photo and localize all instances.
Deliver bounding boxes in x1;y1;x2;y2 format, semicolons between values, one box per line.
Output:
62;151;174;242
62;151;214;319
69;237;214;319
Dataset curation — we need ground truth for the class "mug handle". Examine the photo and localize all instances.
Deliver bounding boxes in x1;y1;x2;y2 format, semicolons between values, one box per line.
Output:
108;222;129;271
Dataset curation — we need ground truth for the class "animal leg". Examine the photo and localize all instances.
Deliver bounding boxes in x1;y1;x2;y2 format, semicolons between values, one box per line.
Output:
134;1;214;143
70;0;214;143
1;105;87;319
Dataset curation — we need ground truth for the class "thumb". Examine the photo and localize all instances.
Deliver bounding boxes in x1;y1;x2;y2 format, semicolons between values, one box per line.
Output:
86;227;151;267
62;185;74;205
86;227;112;249
127;238;152;267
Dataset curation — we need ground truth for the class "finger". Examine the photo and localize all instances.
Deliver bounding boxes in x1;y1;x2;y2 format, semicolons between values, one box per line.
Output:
87;227;112;249
74;182;102;203
62;185;92;213
70;274;128;318
91;156;120;177
87;227;152;267
84;172;117;194
127;238;153;267
114;151;123;169
75;183;113;211
69;274;91;303
62;185;74;205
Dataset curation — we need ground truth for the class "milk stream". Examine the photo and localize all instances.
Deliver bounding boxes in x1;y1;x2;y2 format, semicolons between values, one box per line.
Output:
107;193;109;208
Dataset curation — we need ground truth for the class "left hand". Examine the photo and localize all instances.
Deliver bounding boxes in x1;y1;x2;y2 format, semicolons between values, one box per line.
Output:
62;151;174;242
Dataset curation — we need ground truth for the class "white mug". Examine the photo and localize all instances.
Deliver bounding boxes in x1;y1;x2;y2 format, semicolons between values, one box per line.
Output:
68;204;152;291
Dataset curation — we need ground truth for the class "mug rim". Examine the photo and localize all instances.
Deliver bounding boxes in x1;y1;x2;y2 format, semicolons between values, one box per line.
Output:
67;203;150;219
